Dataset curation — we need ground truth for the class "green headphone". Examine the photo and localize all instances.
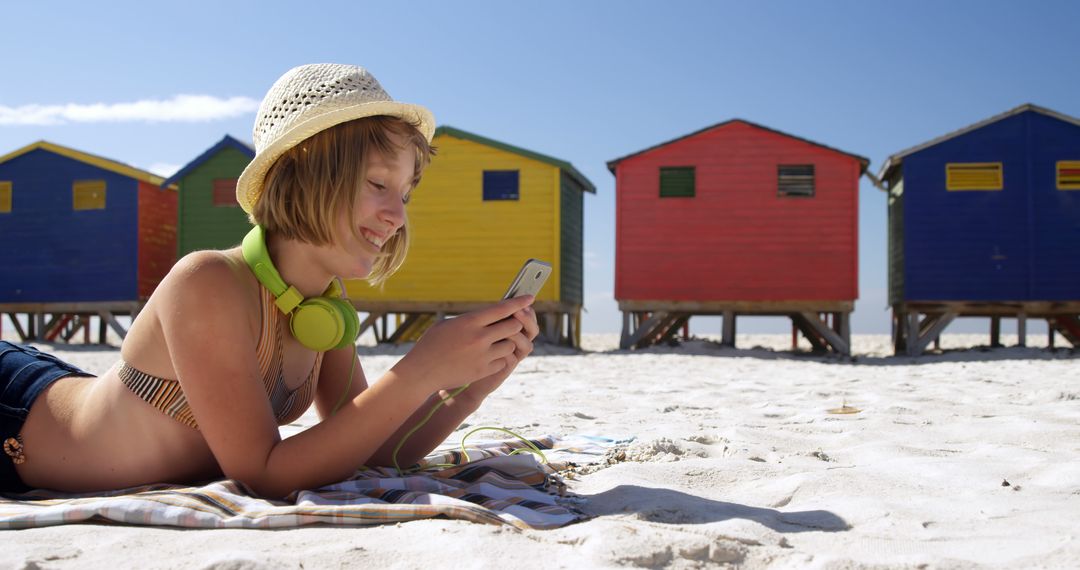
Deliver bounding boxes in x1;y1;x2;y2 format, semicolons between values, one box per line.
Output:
241;225;360;352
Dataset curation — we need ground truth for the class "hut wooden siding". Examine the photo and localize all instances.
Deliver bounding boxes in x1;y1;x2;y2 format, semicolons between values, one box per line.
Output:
878;104;1080;354
613;120;862;303
884;106;1080;303
137;180;178;298
0;142;176;303
345;126;594;346
164;135;255;257
560;171;584;305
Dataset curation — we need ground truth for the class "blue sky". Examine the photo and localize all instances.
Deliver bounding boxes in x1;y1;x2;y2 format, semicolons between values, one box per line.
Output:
2;1;1078;335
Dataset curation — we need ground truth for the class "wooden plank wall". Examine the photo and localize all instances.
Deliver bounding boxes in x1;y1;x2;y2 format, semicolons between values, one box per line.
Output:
615;121;860;303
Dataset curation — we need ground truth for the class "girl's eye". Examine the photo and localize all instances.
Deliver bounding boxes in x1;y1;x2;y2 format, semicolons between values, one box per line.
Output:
402;193;412;205
368;180;386;192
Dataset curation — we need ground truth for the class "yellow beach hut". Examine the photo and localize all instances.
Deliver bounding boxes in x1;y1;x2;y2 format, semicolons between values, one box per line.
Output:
345;126;595;347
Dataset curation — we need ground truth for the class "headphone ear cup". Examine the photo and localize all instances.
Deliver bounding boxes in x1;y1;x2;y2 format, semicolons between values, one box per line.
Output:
290;298;346;352
328;298;360;350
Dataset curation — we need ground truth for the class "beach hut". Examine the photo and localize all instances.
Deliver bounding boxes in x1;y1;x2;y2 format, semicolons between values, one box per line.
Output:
607;120;869;353
0;141;177;343
345;125;595;347
877;104;1080;355
162;135;255;257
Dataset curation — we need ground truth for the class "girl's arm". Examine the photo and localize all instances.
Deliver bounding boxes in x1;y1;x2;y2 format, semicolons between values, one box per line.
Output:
365;306;540;468
159;253;532;499
315;307;539;470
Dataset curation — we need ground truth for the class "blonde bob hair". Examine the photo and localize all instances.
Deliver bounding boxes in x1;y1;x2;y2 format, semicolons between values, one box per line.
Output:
250;116;435;285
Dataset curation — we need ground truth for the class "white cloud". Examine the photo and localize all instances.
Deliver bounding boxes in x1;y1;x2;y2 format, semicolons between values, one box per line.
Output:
0;95;259;126
147;163;181;178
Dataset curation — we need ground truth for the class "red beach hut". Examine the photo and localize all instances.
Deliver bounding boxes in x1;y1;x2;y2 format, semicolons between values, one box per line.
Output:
607;119;869;353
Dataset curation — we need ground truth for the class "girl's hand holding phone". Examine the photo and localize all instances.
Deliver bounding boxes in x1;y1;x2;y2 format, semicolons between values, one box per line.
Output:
394;295;535;393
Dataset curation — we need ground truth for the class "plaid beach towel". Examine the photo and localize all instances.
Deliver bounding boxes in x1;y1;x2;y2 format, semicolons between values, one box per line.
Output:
0;435;622;531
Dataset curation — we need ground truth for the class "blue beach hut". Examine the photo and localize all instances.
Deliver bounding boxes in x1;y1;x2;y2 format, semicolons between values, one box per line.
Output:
0;141;177;343
876;104;1080;355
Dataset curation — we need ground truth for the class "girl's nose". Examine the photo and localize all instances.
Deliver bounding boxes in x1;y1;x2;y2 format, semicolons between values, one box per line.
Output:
379;193;406;231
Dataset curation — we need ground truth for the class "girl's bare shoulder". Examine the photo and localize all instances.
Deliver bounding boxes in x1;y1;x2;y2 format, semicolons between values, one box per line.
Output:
158;248;256;310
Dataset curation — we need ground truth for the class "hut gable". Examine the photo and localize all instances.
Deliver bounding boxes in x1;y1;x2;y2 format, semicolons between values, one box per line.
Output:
609;120;866;303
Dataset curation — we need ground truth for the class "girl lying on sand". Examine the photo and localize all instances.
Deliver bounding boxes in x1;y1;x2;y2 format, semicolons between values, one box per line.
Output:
1;63;538;498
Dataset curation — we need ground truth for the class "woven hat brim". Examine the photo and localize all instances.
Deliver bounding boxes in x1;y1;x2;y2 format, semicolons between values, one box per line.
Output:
236;100;435;214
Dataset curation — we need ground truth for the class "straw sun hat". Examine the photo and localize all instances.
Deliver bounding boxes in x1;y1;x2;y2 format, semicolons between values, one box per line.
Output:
235;63;436;213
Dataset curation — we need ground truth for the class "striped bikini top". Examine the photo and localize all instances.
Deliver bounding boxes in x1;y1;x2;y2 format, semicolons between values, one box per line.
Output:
119;285;323;430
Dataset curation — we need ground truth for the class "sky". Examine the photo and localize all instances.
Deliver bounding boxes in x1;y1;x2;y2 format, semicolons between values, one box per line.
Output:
2;0;1078;336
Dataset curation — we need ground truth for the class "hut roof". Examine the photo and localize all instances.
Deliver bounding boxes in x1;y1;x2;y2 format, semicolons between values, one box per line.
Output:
162;135;255;188
876;104;1080;184
434;126;596;193
0;140;175;189
606;119;870;175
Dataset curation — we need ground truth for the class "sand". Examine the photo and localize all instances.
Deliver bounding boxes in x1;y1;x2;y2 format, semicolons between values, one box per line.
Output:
3;333;1078;569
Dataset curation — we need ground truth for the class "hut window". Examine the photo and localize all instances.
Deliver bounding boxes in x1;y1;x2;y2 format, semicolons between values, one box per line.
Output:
212;178;239;206
483;170;519;201
778;165;815;197
0;181;11;213
1057;161;1080;190
659;167;695;198
72;180;106;210
945;163;1003;191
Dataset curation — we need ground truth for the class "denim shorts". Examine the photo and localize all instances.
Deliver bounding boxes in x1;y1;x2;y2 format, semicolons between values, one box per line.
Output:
1;341;93;493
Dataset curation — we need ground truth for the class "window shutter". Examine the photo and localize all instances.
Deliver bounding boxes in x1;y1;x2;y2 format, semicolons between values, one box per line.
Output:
73;180;107;210
946;163;1003;191
0;181;11;213
1057;161;1080;190
212;179;239;206
482;170;519;201
659;167;695;198
778;165;815;197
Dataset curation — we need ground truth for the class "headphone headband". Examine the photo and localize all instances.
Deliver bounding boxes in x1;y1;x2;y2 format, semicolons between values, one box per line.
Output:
241;225;304;313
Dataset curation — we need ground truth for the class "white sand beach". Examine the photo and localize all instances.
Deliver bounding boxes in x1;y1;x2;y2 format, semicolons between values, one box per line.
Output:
3;333;1079;569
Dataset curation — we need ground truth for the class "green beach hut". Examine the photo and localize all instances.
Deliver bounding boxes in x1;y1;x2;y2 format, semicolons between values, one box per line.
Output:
163;135;255;256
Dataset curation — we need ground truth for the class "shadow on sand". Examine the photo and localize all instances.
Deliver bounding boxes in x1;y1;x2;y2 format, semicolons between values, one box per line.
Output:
583;484;849;533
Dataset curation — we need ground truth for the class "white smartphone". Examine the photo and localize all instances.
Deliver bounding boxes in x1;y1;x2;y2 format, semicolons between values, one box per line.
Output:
503;259;552;300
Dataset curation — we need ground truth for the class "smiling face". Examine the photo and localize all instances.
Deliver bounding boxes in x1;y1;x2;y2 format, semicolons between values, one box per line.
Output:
331;130;416;280
254;115;434;284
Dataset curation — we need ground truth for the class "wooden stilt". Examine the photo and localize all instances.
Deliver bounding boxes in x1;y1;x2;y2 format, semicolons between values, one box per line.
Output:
795;311;852;355
722;310;735;348
620;311;632;349
838;312;851;354
1017;313;1027;347
991;317;1001;347
621;311;670;349
906;312;919;357
7;314;28;342
97;310;128;341
792;313;829;352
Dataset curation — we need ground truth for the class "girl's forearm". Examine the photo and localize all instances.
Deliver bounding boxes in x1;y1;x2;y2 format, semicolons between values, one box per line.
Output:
249;368;431;498
365;387;484;469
